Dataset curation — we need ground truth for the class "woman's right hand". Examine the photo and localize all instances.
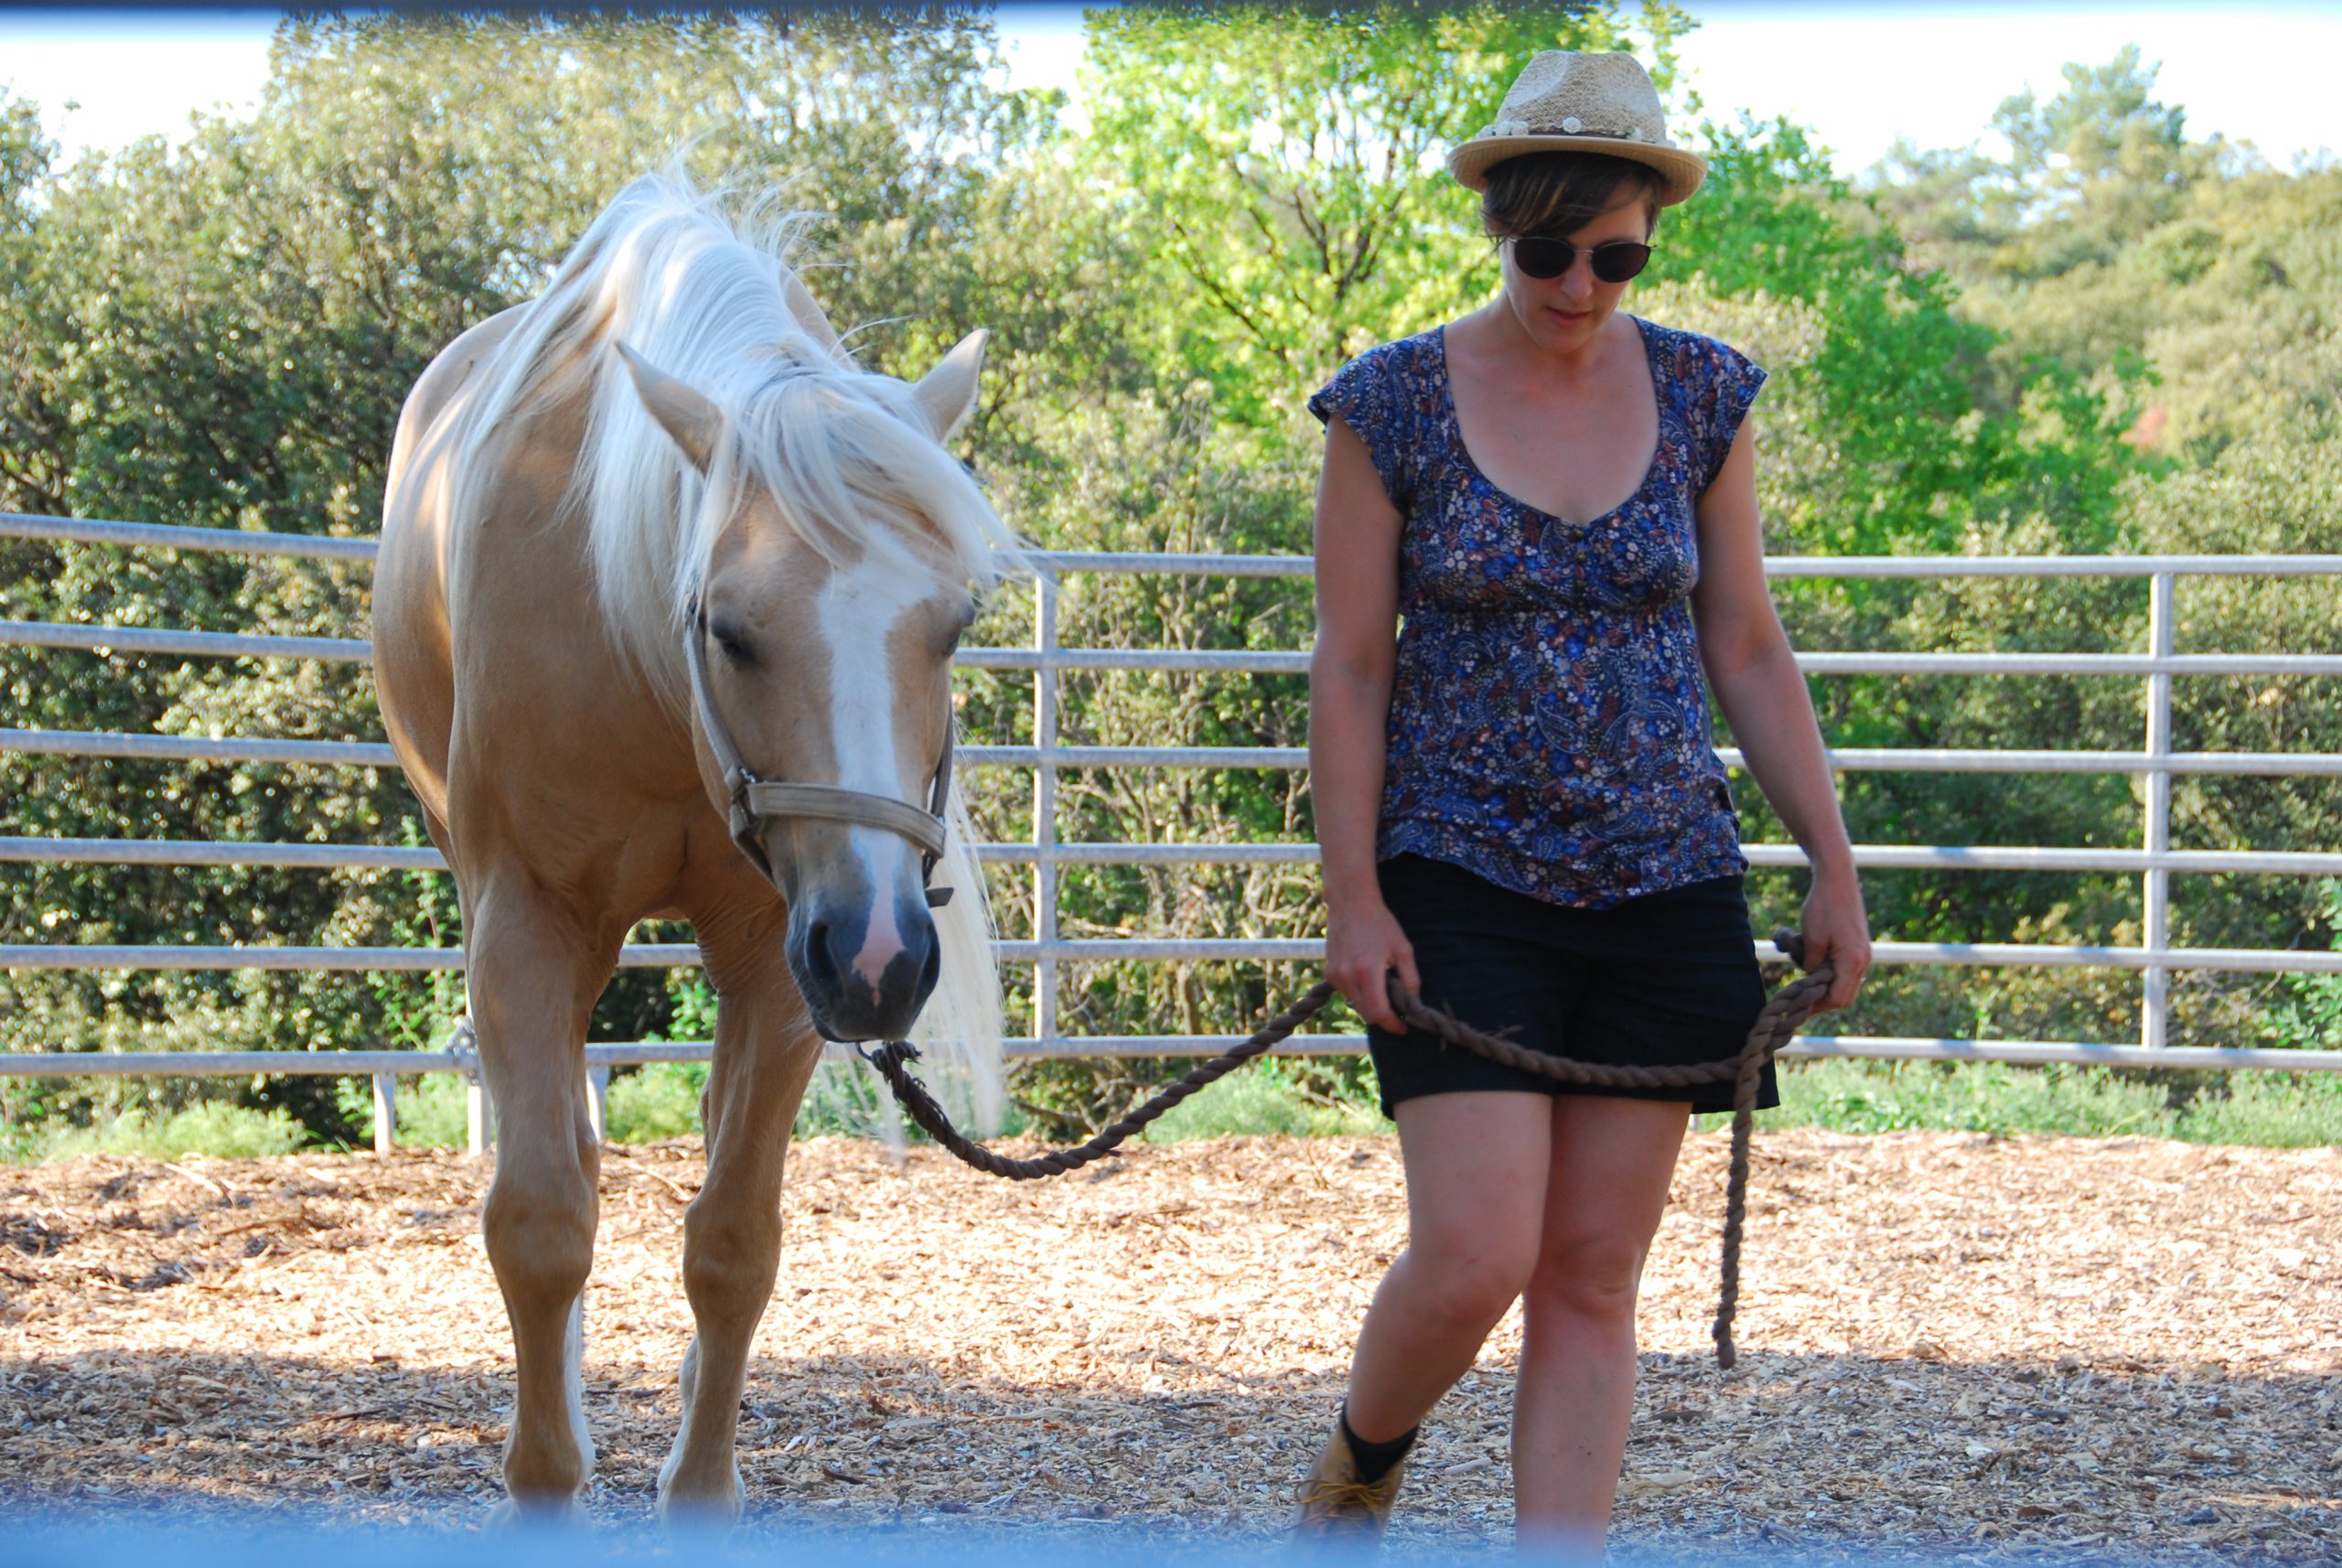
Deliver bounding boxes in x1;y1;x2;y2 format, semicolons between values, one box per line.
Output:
1327;895;1421;1033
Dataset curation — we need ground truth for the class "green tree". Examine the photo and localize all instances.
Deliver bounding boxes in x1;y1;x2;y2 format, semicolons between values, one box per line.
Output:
1080;2;1689;422
1863;49;2337;459
0;90;65;514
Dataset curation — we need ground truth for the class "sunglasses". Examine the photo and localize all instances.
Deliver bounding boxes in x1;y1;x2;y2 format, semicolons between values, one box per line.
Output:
1506;236;1654;284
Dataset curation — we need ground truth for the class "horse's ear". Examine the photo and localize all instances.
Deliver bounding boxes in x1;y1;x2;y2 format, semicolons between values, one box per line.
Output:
614;341;723;473
912;328;988;442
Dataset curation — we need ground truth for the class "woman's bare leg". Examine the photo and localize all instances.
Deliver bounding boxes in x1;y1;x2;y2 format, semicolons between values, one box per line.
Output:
1342;1090;1552;1442
1511;1094;1691;1556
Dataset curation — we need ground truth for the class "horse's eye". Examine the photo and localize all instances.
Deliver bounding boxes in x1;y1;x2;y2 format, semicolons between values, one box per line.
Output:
710;621;756;666
936;599;975;658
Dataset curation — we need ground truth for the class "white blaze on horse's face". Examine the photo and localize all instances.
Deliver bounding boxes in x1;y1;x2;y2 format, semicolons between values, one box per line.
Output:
696;523;972;1041
625;332;988;1042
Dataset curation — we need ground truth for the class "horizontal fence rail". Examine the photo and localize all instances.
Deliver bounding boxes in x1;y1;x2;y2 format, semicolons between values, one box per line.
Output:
6;513;2341;1153
10;834;2342;876
4;727;400;767
11;514;2342;577
1;619;371;662
13;1038;2332;1079
6;938;2339;973
16;618;2342;681
11;729;2342;779
0;512;381;561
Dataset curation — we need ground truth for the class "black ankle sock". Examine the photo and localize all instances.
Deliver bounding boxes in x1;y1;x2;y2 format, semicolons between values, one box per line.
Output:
1339;1404;1418;1483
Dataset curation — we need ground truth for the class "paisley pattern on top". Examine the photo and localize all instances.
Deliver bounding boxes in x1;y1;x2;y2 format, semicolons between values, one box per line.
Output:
1308;316;1767;908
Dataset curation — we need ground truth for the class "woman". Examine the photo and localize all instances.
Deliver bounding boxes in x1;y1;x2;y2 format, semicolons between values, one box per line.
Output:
1300;50;1871;1554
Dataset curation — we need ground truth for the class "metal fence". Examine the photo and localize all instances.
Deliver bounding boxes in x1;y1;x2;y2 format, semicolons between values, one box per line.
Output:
5;510;2341;1154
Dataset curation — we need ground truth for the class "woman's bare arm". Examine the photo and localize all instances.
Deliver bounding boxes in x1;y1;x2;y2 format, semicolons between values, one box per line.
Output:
1310;416;1420;1030
1691;419;1873;1009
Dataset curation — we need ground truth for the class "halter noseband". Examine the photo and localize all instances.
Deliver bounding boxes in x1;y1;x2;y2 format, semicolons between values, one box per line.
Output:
684;598;955;908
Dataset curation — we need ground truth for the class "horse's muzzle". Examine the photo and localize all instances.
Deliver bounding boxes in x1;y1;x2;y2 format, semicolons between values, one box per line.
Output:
788;894;942;1043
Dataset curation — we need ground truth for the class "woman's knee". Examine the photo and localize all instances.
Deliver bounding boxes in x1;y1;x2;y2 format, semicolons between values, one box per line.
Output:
1523;1230;1649;1329
1401;1236;1539;1334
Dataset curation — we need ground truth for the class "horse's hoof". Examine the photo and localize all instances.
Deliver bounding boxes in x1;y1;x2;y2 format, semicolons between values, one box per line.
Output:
656;1492;744;1532
656;1465;745;1532
488;1492;584;1530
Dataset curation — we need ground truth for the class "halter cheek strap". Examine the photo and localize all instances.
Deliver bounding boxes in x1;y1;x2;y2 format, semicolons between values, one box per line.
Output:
685;599;955;907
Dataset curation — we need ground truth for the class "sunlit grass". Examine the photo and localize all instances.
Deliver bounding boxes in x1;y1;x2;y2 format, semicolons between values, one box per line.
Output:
11;1056;2337;1165
26;1101;309;1162
1724;1057;2342;1147
1138;1055;1385;1142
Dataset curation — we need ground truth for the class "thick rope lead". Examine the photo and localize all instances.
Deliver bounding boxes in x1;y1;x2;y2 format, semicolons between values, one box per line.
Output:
862;934;1834;1368
860;981;1341;1180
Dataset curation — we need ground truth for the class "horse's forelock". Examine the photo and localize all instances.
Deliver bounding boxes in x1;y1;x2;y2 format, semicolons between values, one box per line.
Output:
726;372;1003;575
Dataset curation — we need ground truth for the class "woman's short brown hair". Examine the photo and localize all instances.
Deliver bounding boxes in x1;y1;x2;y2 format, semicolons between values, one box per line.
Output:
1480;152;1664;241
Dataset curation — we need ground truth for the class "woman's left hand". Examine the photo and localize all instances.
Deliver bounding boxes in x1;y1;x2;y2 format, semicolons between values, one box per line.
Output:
1800;865;1872;1012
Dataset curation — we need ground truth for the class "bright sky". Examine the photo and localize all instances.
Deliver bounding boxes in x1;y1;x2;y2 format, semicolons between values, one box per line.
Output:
1;3;2334;178
1675;1;2338;174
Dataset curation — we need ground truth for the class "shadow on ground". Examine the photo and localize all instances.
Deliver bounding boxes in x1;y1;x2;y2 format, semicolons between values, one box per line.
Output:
3;1345;2335;1563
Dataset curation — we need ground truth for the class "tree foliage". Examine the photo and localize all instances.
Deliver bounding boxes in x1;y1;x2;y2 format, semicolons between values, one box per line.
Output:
1078;3;1682;418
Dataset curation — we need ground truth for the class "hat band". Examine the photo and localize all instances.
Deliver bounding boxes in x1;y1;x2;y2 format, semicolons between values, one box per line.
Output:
1487;116;1660;146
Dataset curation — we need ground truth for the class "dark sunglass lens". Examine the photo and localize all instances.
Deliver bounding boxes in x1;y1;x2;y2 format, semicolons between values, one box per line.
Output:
1590;242;1653;284
1511;237;1573;279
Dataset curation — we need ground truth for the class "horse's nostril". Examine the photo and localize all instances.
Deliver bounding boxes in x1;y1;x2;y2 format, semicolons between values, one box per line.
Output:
802;918;841;991
916;926;941;997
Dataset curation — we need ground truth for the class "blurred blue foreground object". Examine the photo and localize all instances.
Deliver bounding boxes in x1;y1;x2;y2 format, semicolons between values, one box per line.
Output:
1;1515;2174;1568
12;1517;1429;1567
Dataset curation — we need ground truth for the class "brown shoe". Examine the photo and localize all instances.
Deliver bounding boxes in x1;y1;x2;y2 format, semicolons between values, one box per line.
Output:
1292;1418;1408;1541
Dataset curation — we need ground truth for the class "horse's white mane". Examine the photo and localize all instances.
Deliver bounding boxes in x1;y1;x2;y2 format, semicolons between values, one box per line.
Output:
451;171;1017;712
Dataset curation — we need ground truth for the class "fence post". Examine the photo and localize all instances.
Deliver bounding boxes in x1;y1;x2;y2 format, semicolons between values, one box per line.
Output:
2143;570;2175;1051
451;1015;492;1155
1033;575;1059;1052
370;1071;396;1154
587;1064;609;1142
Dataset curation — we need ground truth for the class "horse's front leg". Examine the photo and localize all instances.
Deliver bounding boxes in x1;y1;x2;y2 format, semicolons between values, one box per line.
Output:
467;870;618;1519
657;908;823;1526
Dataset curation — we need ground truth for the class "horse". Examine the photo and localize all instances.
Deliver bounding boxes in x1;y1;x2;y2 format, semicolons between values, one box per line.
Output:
372;173;1015;1521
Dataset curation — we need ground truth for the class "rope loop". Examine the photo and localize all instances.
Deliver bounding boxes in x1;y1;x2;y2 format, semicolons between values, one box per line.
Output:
862;933;1834;1368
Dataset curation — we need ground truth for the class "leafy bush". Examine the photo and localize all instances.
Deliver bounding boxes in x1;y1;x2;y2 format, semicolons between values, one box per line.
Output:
600;1058;965;1144
2255;879;2342;1053
33;1101;309;1161
1141;1055;1384;1142
1745;1058;2342;1147
606;1063;706;1144
385;1072;471;1152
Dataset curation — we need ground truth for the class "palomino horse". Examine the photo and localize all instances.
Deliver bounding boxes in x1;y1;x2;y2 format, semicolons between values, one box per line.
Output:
373;175;1013;1520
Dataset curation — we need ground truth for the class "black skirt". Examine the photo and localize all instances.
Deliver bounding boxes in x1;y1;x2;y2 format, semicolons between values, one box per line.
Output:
1365;853;1777;1118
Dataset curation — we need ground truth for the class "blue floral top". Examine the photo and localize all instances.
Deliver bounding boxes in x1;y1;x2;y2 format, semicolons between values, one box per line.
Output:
1308;316;1767;908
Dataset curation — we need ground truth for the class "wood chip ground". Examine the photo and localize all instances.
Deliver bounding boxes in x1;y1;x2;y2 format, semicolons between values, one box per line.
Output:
3;1129;2337;1561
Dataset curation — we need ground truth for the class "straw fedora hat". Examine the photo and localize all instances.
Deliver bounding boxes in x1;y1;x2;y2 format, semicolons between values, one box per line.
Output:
1447;51;1705;207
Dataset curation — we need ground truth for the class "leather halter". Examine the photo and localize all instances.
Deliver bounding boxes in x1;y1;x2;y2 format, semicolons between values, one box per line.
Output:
685;598;955;908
